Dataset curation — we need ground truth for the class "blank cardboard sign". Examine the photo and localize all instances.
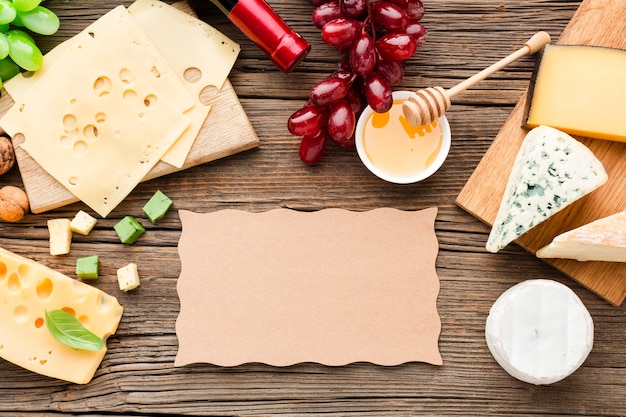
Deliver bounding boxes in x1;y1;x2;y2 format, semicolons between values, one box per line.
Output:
175;207;443;367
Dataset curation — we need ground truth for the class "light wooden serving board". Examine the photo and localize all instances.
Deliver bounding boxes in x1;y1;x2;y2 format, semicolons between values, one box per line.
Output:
456;0;626;306
0;1;259;215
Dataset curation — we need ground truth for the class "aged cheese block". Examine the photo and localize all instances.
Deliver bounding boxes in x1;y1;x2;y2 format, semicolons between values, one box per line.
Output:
486;125;608;253
525;44;626;143
0;247;123;384
485;279;593;385
537;210;626;262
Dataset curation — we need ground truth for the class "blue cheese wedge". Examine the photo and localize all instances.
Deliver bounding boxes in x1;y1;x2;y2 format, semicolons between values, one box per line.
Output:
486;125;608;253
536;210;626;262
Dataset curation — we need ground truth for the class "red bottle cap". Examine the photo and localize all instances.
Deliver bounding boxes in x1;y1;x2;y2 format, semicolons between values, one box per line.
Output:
270;32;311;73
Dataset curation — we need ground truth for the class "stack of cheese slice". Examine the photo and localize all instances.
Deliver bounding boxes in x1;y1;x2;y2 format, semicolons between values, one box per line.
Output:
0;247;123;384
536;210;626;262
485;279;593;385
0;0;240;218
486;125;608;253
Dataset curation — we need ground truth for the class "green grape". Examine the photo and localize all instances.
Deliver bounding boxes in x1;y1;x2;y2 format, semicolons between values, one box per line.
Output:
0;23;8;33
7;29;42;71
0;57;20;81
17;5;59;35
0;32;8;59
0;0;16;25
12;0;42;13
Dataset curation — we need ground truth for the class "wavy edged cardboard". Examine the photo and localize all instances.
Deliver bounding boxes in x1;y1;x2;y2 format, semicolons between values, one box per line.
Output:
175;207;442;367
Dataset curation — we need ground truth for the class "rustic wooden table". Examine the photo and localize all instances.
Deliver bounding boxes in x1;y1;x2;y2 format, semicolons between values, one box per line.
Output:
0;0;624;415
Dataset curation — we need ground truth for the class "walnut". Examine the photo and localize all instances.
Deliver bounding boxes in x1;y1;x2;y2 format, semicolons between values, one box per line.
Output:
0;135;15;175
0;186;29;222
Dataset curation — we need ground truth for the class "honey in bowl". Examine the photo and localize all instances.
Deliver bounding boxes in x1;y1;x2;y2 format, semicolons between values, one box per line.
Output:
356;91;451;184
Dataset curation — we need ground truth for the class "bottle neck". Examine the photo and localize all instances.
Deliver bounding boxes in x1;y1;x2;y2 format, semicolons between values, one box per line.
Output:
196;0;310;73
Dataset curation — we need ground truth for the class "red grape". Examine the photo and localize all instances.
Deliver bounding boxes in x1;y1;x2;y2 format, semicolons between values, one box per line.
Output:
376;33;417;60
299;129;328;165
349;32;376;76
288;105;326;136
308;0;332;7
310;77;350;107
289;0;427;163
406;0;425;21
364;73;392;113
327;101;356;144
371;1;408;32
340;0;366;18
406;22;427;46
321;18;363;50
375;59;404;85
312;2;342;29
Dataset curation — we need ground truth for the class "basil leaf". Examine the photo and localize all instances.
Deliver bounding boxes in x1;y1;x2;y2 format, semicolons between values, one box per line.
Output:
44;309;104;352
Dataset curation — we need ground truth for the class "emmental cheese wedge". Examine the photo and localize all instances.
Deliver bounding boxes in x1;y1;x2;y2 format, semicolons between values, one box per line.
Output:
0;247;123;384
524;44;626;143
486;126;608;253
536;210;626;262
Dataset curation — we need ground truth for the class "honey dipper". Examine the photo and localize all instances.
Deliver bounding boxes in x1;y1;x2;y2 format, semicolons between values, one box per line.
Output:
402;31;551;127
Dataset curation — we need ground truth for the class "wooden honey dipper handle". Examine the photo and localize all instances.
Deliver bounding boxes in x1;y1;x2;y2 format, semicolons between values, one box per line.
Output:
402;31;551;127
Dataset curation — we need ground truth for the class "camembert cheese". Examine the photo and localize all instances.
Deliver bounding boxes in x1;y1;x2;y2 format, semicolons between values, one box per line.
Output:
536;210;626;262
486;125;608;253
485;279;593;385
0;247;123;384
525;44;626;143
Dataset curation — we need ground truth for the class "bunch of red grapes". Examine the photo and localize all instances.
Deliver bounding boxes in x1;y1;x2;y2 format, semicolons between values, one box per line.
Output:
288;0;427;165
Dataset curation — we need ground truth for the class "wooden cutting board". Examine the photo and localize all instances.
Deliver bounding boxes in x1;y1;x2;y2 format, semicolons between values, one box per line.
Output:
456;0;626;306
0;1;259;215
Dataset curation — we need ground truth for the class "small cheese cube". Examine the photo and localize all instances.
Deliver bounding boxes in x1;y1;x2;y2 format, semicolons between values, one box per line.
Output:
143;190;172;223
76;255;99;280
70;210;98;235
114;216;145;244
117;262;140;291
47;218;72;255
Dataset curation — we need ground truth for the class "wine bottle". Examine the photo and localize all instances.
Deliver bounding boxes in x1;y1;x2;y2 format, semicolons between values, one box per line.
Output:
188;0;310;73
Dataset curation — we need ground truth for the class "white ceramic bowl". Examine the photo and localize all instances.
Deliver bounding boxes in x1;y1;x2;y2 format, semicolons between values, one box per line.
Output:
355;90;451;184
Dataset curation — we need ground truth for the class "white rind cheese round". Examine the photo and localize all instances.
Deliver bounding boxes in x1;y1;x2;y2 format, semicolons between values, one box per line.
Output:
485;279;593;385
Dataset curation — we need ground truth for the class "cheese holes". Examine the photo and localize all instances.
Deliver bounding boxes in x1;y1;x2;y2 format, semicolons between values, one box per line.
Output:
68;176;79;187
36;277;53;300
63;114;77;129
0;262;6;281
123;89;137;102
94;112;106;124
73;141;88;157
97;293;115;313
83;124;98;141
34;317;44;329
62;307;76;317
93;76;112;97
199;85;218;107
183;67;202;83
144;94;157;108
119;68;136;85
13;305;29;323
7;273;21;292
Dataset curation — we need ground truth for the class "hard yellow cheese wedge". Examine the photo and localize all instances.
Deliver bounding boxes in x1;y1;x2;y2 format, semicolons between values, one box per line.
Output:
525;44;626;143
537;210;626;262
0;247;123;384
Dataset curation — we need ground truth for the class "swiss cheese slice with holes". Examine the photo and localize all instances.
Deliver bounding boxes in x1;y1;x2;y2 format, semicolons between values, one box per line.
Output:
5;5;195;117
128;0;240;168
0;32;190;217
0;246;123;384
536;210;626;262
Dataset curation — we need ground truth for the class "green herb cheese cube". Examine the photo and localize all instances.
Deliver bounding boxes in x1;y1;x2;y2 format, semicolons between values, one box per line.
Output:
76;255;99;280
142;190;172;223
114;216;145;244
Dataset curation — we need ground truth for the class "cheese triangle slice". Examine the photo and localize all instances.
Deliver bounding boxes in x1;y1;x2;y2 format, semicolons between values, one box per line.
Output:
486;125;608;253
536;210;626;262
